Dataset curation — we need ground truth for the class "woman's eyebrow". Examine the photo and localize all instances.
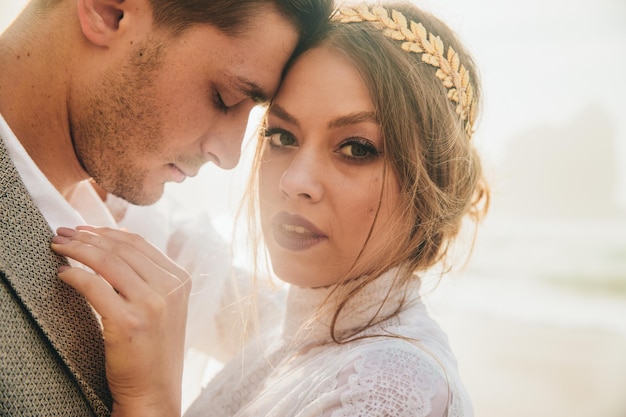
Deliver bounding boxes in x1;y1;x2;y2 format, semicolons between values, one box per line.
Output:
268;103;299;126
328;111;378;129
268;105;378;129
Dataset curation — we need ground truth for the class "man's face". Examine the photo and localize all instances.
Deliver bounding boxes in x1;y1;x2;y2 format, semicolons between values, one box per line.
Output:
70;10;298;205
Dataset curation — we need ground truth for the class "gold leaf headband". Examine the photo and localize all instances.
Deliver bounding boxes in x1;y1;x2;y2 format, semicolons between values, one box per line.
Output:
334;6;477;138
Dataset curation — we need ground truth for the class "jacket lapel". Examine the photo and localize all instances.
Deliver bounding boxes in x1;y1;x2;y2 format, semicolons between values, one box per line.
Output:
0;137;112;415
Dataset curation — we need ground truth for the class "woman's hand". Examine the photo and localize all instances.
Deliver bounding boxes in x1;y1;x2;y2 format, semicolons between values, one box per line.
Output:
51;226;191;417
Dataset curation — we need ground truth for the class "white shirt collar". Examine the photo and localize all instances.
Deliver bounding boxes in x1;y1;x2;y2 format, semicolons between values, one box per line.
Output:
0;112;86;232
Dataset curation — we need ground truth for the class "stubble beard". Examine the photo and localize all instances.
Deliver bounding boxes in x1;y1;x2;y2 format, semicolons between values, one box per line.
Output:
71;38;168;205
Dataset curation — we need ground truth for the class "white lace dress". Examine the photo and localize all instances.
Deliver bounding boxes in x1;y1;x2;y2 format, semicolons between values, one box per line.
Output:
184;269;473;417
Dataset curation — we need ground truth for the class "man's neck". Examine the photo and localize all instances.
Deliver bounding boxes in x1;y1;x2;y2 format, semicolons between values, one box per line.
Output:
0;2;89;199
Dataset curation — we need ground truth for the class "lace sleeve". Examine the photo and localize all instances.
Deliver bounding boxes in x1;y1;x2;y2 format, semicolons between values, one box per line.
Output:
326;340;450;417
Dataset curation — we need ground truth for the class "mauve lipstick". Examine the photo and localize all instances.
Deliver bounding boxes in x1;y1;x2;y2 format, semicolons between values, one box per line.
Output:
270;212;327;251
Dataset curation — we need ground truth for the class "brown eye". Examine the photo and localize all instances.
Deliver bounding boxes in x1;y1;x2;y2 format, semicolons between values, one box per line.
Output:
265;129;297;148
338;139;379;161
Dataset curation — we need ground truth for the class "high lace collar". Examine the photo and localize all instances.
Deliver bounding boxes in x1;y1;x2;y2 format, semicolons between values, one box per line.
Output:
282;267;420;348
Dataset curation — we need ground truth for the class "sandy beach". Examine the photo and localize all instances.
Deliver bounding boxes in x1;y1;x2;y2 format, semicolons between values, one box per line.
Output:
426;266;626;417
435;308;626;417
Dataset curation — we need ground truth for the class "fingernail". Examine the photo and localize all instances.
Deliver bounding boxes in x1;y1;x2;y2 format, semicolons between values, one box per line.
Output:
58;265;71;273
51;235;71;244
56;227;77;237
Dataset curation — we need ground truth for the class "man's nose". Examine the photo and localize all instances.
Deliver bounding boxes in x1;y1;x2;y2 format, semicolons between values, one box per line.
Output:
202;102;256;169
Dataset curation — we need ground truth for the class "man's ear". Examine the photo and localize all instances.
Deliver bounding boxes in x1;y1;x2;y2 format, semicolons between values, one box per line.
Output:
77;0;125;46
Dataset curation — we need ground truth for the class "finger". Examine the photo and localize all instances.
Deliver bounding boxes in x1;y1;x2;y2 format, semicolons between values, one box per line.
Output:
74;226;187;277
71;226;188;281
52;235;153;300
70;227;190;293
54;229;189;296
57;265;132;319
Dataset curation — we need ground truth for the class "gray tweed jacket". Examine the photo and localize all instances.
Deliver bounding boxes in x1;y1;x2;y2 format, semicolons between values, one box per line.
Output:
0;136;112;416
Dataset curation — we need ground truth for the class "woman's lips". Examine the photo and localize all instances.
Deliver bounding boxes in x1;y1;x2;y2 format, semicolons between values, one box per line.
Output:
271;212;327;251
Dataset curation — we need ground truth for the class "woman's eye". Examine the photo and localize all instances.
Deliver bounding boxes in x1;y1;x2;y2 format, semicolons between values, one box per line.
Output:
339;140;380;160
265;129;297;148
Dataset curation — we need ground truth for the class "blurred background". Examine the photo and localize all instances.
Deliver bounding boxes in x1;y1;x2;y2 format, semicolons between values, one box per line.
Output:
2;1;625;416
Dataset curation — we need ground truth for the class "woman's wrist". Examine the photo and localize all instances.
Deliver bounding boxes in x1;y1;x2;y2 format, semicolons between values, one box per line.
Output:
111;399;181;417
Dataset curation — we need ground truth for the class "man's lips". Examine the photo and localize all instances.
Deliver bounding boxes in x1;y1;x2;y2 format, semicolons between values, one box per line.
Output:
168;163;199;183
271;212;327;251
168;163;187;183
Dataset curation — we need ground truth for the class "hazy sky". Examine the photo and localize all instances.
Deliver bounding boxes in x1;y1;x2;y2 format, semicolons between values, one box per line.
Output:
2;0;625;211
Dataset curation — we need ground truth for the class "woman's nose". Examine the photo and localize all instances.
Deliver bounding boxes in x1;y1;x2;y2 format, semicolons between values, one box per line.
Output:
279;151;324;202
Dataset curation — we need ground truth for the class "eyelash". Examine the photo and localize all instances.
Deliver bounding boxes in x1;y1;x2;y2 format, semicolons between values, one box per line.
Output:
339;138;381;162
214;91;228;113
264;127;295;149
263;127;381;163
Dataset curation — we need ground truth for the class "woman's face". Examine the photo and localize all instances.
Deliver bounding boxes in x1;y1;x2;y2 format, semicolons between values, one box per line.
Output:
259;45;404;288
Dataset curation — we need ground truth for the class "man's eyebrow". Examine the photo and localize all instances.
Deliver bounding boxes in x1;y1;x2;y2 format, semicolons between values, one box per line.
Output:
230;75;271;104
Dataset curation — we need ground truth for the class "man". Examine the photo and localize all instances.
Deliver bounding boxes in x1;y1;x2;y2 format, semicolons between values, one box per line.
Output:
0;0;332;415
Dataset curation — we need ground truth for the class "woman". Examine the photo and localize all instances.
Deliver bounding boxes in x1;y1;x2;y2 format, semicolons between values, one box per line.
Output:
52;2;489;416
